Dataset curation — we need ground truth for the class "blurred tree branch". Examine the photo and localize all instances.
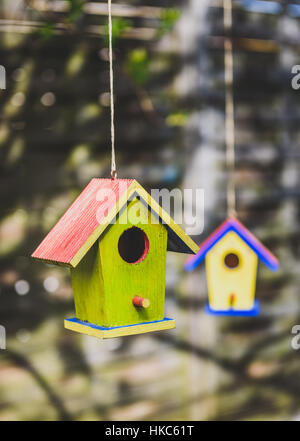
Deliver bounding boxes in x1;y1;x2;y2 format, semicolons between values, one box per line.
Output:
1;349;72;420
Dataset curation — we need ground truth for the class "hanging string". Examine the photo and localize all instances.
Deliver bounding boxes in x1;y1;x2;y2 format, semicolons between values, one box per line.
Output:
108;0;117;179
223;0;236;217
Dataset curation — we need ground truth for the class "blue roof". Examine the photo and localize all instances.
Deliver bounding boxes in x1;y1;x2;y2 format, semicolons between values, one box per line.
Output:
185;217;279;272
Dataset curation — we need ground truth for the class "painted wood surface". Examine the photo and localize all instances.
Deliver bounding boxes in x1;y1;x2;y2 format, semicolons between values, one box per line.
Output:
70;241;106;326
32;178;133;266
70;198;168;327
132;181;200;255
64;317;176;339
99;198;168;327
206;231;258;311
32;178;199;268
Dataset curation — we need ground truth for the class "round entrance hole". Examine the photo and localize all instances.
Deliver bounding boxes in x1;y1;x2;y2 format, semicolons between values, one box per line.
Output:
118;227;149;264
224;252;239;269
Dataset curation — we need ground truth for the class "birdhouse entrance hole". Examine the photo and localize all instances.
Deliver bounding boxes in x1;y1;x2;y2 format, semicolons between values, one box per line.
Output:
118;227;149;264
224;252;239;269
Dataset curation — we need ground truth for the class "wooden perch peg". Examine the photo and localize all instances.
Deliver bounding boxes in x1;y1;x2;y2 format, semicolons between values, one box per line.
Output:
229;293;235;308
132;296;150;309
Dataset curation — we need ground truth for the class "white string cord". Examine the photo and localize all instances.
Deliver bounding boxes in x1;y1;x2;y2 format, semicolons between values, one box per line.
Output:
224;0;236;217
108;0;117;179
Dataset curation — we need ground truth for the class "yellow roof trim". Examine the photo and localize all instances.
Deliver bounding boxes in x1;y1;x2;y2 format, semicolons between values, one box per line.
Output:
70;180;199;268
132;181;199;255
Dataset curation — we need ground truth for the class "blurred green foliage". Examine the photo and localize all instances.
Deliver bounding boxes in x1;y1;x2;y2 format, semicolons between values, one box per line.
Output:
158;8;181;37
126;49;149;86
39;22;55;41
104;18;132;46
65;0;85;24
166;111;188;127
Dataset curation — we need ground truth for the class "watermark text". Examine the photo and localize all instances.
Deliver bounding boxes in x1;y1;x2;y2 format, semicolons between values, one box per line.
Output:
96;185;204;235
0;65;6;90
0;325;6;350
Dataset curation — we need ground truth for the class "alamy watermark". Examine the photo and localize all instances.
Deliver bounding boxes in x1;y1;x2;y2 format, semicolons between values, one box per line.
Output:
291;65;300;90
291;325;300;350
0;325;6;350
0;65;6;90
96;185;205;235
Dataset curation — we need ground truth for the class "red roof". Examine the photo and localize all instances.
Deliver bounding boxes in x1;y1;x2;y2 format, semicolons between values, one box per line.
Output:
32;179;133;266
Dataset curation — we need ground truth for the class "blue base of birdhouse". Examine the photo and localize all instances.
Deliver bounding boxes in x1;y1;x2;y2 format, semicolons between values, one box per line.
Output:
204;300;260;316
64;317;176;339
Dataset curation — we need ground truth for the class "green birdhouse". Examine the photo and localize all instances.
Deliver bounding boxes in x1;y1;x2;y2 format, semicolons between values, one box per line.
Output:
32;178;199;338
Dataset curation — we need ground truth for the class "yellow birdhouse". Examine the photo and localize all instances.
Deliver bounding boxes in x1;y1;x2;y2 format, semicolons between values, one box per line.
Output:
185;217;279;316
